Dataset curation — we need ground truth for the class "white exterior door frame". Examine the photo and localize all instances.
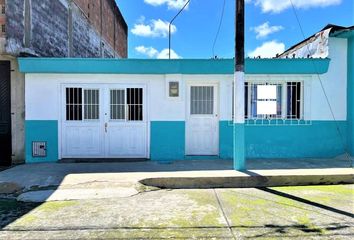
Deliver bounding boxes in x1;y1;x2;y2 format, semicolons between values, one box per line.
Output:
185;82;219;156
60;83;149;159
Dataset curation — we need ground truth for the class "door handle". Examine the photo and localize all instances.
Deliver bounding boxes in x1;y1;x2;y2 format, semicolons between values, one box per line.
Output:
105;123;108;133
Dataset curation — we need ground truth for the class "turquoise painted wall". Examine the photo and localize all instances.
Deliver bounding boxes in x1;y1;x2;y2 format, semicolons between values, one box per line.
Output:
348;37;354;156
150;121;185;161
25;120;58;163
220;120;347;159
245;121;347;158
219;121;234;159
18;58;330;75
25;120;347;163
150;121;236;161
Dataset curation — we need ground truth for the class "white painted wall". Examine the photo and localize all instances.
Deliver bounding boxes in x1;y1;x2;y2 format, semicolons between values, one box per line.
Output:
309;37;347;121
25;37;348;122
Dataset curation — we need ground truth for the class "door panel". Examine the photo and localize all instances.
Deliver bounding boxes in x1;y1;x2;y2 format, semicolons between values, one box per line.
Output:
64;125;102;156
61;85;148;159
186;85;219;155
105;87;147;158
62;86;104;158
106;123;147;157
0;61;11;166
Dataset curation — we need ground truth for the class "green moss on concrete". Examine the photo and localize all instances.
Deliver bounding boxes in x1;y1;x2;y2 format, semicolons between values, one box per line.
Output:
15;214;38;225
174;191;224;227
219;190;267;227
134;182;160;193
272;185;353;195
36;201;77;213
296;215;326;235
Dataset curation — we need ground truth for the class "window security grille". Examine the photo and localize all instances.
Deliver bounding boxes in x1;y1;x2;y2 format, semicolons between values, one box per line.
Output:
232;82;310;126
127;88;143;121
84;89;99;120
32;142;47;157
190;86;214;115
110;89;125;120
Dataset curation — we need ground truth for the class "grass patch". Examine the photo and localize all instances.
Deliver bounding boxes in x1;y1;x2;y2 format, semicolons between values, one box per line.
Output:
0;199;40;228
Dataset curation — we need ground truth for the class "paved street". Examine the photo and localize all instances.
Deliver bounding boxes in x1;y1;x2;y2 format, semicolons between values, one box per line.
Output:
0;185;353;239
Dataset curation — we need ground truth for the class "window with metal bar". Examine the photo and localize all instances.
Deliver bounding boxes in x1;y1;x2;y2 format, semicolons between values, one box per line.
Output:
84;89;99;120
110;89;125;120
190;86;214;115
286;82;302;119
127;88;143;121
66;88;82;121
244;82;303;120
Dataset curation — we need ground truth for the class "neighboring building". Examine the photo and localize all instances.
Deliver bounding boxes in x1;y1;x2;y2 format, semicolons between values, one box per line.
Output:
0;0;127;165
17;25;353;165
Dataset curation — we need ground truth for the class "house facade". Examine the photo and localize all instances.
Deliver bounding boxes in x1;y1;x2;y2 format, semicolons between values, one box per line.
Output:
17;29;354;165
0;0;127;165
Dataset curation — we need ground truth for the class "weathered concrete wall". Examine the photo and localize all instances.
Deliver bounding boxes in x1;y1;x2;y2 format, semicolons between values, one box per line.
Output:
31;0;69;57
5;0;25;55
4;0;127;58
71;3;101;58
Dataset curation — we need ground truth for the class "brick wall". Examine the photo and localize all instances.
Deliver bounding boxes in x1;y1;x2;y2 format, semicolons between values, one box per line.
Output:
4;0;127;58
73;0;128;58
0;0;5;38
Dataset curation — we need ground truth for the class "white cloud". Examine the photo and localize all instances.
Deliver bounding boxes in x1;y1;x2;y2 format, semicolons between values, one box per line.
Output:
251;22;283;39
135;46;159;58
255;0;341;13
248;41;285;58
131;19;177;38
157;49;181;59
144;0;190;10
135;46;181;59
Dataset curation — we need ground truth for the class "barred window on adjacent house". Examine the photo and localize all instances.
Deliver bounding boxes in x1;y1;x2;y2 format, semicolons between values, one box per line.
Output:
1;24;5;33
1;5;5;15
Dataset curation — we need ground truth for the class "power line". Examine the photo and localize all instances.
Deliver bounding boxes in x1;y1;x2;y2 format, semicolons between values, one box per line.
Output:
289;0;352;166
168;0;190;59
212;0;226;58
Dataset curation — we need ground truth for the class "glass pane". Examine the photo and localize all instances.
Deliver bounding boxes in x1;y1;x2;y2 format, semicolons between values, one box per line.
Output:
257;85;277;100
127;88;143;121
190;86;214;115
84;89;99;120
66;88;82;121
110;89;125;120
257;101;277;115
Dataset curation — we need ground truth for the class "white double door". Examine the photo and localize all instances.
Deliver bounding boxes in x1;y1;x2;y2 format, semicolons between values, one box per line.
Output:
62;84;147;158
186;84;219;155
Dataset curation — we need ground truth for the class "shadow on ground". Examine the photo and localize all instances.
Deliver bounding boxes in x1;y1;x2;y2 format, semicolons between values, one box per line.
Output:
0;158;353;237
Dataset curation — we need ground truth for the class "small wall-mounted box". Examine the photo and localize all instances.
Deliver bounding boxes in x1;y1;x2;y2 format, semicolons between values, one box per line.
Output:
32;141;47;157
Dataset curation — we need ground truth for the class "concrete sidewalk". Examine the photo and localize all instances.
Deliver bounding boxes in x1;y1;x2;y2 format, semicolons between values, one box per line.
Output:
0;159;353;202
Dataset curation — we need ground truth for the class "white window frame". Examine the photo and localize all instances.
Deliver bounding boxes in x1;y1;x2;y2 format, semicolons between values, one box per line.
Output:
245;81;304;120
65;87;100;122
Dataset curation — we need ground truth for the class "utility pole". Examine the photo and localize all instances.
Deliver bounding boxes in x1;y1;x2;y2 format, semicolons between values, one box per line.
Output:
234;0;245;170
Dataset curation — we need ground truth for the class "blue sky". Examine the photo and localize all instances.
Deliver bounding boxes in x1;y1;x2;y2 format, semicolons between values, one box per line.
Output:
116;0;353;59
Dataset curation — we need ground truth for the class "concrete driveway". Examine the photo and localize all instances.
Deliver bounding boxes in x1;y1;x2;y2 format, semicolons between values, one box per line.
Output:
0;185;353;239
